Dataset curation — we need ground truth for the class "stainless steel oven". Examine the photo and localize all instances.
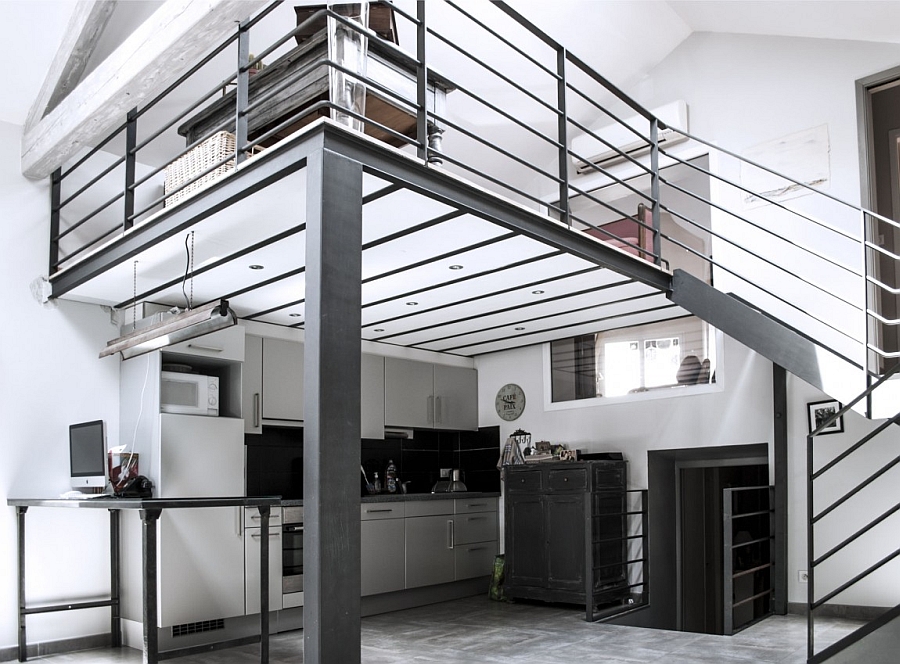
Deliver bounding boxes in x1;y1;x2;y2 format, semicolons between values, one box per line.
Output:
282;506;304;608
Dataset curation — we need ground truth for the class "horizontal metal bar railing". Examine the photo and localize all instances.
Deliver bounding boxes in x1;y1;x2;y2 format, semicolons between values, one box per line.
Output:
814;500;900;568
733;562;774;579
812;546;900;609
57;154;126;212
813;448;900;524
733;588;773;609
812;411;900;480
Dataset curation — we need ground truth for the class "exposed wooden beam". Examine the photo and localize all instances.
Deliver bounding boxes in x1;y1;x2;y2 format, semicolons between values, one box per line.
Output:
23;0;118;135
22;0;268;180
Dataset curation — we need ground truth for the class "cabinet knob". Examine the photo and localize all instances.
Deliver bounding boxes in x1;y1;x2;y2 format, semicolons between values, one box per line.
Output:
564;478;568;482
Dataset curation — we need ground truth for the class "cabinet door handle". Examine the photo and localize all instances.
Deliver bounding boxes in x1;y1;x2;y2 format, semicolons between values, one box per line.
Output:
466;503;487;508
427;396;434;425
235;507;242;536
250;532;281;539
253;393;260;428
467;546;487;553
435;396;442;424
467;516;486;521
365;509;394;514
447;520;454;549
187;343;224;353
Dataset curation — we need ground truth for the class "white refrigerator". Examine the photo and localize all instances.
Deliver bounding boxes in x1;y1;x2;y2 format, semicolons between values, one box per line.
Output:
155;412;246;627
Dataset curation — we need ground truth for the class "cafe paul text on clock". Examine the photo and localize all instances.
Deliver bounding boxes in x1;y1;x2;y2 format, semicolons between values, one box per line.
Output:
495;383;526;421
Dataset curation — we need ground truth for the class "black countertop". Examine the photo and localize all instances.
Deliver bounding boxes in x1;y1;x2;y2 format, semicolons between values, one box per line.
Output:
8;496;281;510
280;491;500;507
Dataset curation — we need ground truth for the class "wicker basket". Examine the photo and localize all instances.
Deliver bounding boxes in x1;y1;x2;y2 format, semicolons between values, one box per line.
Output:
164;131;259;207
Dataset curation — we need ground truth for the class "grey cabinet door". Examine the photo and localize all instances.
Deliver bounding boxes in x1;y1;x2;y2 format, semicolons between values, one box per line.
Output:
433;364;478;430
262;338;304;421
361;354;385;439
405;515;455;588
506;495;546;587
384;357;434;428
361;518;405;595
243;335;263;434
546;494;585;591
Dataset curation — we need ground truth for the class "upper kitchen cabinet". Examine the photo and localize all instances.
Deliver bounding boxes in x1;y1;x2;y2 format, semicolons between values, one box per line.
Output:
243;335;385;438
384;358;478;431
261;337;305;422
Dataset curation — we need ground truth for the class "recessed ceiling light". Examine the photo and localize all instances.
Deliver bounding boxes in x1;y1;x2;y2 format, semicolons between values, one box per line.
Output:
515;327;525;331
406;301;418;306
373;328;384;332
449;264;464;270
532;290;545;295
249;264;264;270
289;313;302;317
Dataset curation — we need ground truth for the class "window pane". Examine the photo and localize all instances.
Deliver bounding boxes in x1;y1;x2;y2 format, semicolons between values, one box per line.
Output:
604;340;641;397
644;336;681;388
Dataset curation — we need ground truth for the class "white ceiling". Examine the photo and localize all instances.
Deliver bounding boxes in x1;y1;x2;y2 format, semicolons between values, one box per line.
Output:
4;0;899;131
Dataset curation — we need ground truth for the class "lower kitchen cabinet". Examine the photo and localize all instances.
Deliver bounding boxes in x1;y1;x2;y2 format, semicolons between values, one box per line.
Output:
245;507;283;614
406;513;456;588
361;502;406;596
504;461;628;607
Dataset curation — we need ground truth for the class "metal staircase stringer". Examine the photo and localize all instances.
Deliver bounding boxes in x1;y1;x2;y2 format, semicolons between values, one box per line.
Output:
668;269;866;410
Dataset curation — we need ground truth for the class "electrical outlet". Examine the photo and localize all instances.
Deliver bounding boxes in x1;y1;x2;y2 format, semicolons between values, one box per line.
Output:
798;570;809;583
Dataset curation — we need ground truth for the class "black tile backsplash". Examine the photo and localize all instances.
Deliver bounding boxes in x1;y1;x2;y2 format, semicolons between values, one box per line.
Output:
248;425;501;498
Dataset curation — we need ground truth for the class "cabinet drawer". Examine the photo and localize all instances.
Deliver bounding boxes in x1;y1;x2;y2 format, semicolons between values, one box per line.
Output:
506;470;542;493
454;513;497;545
548;467;587;492
455;497;498;514
361;502;406;520
405;500;453;517
593;463;626;488
455;541;498;580
244;506;282;527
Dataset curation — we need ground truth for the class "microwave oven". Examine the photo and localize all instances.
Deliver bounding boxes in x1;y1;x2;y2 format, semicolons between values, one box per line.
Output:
160;371;219;416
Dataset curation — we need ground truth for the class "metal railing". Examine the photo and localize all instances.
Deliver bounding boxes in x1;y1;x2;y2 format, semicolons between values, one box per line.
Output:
807;362;900;661
46;0;900;376
586;488;648;622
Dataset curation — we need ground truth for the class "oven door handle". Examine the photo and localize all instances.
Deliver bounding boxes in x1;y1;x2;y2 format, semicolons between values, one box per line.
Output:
284;525;304;533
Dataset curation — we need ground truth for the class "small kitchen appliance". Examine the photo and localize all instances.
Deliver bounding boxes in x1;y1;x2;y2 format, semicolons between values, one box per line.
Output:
160;370;219;416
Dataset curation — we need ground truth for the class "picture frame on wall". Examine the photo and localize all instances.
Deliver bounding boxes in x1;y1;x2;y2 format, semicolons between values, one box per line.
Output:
807;399;844;435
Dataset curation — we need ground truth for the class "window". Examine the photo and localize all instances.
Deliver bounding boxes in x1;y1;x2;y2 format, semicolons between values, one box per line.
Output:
550;317;716;402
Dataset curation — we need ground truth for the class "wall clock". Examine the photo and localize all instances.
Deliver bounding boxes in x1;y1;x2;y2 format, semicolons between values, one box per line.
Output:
495;383;526;421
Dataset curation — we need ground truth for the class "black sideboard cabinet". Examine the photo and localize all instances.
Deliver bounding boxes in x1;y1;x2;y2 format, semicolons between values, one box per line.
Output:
504;460;628;608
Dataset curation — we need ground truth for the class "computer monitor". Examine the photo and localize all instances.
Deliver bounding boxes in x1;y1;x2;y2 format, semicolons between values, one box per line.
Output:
69;420;108;490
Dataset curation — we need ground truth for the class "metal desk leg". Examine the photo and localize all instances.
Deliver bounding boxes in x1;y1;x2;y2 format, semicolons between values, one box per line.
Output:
140;509;162;664
109;509;121;648
16;506;28;662
258;505;270;664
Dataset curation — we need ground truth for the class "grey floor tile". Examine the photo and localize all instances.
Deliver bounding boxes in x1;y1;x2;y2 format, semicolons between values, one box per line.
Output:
17;597;870;664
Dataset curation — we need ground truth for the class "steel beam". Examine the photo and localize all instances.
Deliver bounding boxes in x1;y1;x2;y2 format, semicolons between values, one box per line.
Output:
303;146;363;664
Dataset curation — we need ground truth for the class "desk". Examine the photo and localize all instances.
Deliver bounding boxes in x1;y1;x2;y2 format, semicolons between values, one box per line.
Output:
8;496;280;664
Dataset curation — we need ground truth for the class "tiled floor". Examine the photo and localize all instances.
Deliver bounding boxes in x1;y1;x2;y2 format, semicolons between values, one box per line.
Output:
21;596;864;663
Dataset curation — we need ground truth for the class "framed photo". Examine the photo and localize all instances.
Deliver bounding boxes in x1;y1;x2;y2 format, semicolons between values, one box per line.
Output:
807;399;844;435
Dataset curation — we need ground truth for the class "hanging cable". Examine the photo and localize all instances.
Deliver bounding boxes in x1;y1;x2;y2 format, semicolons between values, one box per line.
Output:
181;231;195;310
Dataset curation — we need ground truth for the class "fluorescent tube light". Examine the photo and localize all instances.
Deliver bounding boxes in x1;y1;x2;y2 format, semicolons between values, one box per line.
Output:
99;299;237;359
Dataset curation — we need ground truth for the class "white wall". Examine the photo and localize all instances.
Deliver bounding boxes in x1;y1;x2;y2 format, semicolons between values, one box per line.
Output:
476;31;900;611
0;119;121;653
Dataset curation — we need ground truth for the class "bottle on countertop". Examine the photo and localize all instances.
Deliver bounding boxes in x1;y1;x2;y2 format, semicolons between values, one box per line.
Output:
373;472;382;494
385;460;398;494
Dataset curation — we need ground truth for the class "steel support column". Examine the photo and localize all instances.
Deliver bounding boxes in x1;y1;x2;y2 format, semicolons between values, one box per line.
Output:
303;147;363;664
16;506;27;662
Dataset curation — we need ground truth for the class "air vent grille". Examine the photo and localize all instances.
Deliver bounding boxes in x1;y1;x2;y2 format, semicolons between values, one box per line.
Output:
172;618;225;637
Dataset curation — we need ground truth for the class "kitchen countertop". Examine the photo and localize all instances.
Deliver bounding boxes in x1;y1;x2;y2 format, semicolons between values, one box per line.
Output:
280;491;500;507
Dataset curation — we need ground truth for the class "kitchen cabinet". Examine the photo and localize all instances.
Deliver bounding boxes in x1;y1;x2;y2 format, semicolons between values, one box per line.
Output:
405;507;456;588
504;461;628;608
244;335;384;437
245;507;283;614
360;502;405;595
261;337;304;422
403;498;498;590
384;358;478;430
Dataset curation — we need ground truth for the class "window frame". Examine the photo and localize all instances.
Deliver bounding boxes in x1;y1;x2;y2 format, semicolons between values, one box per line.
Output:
542;325;725;411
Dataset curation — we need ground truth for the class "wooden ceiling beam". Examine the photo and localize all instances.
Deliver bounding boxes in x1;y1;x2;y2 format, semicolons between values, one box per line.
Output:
23;0;118;136
21;0;267;180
